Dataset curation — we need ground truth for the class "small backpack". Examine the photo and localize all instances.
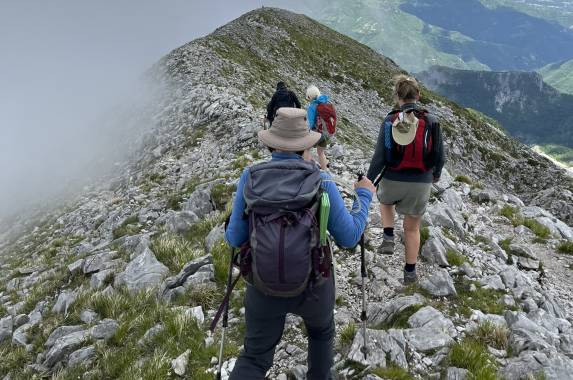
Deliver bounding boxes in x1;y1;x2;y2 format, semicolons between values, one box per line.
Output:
239;160;332;297
385;109;436;172
316;103;337;137
272;91;298;119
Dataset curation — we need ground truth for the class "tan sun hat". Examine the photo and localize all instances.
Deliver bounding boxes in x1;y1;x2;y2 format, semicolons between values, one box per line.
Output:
258;107;322;151
391;111;419;146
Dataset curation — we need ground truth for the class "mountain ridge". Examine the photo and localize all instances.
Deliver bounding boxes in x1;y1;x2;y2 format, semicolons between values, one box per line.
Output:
417;65;573;153
1;7;572;379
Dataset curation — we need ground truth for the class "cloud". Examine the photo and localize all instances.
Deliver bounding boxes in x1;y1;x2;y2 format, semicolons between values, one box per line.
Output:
0;0;265;218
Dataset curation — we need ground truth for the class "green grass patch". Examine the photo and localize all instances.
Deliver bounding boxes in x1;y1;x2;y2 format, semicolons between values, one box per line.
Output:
112;215;142;240
56;287;240;379
499;237;513;252
210;183;236;211
151;233;201;273
372;365;414;380
232;155;251;171
0;343;33;378
512;217;551;239
211;240;233;286
558;241;573;254
447;249;466;266
377;304;424;330
338;322;356;350
420;227;430;248
448;336;498;380
499;205;518;220
470;321;509;351
454;175;473;185
451;279;506;317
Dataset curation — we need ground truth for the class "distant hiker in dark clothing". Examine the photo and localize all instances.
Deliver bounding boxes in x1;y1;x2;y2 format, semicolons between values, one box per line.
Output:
265;81;301;125
367;75;445;285
306;85;337;170
226;107;375;379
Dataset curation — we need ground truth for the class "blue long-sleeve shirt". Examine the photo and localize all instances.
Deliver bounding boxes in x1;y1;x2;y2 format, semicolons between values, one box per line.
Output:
225;152;373;249
307;95;330;130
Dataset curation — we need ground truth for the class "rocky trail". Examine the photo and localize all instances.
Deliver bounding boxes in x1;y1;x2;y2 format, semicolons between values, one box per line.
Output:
1;7;573;380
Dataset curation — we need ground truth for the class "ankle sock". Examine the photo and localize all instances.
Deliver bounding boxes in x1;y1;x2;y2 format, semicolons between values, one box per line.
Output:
383;227;394;238
405;263;416;272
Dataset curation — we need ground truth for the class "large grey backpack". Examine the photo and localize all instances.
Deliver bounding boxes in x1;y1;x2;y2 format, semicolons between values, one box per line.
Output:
240;159;331;297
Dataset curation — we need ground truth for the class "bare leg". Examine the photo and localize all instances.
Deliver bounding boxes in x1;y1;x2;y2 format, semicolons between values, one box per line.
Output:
403;215;422;265
380;204;395;229
317;146;328;170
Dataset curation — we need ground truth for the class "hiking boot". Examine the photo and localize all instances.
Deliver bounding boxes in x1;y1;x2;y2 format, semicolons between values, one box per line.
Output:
377;238;395;255
403;268;418;285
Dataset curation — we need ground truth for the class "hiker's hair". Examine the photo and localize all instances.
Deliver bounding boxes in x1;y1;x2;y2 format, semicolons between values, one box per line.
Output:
306;85;320;100
393;75;420;101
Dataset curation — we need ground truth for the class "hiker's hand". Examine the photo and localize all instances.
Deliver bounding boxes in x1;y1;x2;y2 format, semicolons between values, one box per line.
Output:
355;177;376;194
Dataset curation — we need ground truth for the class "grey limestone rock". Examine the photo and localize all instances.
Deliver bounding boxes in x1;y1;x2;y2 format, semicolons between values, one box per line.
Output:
420;268;457;296
52;290;77;315
67;345;96;367
421;236;449;266
45;325;84;348
184;189;213;217
114;247;169;292
348;328;407;368
166;210;200;234
408;306;457;337
0;316;13;343
90;319;119;340
367;294;426;326
43;330;88;368
404;327;454;352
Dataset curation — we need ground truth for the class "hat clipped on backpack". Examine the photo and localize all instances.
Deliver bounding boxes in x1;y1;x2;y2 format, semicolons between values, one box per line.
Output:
391;111;419;146
258;108;322;151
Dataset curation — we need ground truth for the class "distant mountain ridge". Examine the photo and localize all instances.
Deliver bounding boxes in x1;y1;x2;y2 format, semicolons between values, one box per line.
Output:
417;66;573;149
273;0;573;72
539;59;573;95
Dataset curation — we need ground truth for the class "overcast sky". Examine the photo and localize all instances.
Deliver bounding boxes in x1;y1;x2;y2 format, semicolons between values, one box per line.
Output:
0;0;277;218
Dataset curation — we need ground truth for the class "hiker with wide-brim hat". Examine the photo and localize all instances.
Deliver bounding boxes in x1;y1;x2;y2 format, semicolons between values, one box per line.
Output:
225;107;375;379
367;75;445;285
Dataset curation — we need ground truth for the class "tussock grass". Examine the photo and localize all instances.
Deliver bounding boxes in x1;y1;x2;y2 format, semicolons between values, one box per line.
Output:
0;343;32;378
54;287;240;379
112;215;142;240
211;239;233;286
448;335;498;380
173;284;221;310
471;321;509;351
499;205;518;219
452;279;506;317
420;227;430;250
454;175;473;185
210;183;237;211
447;249;466;266
500;208;551;239
372;365;414;380
151;233;201;273
557;241;573;254
338;322;356;350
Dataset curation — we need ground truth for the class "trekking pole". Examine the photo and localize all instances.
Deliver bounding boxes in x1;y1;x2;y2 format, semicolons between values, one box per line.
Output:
357;173;368;359
216;247;235;380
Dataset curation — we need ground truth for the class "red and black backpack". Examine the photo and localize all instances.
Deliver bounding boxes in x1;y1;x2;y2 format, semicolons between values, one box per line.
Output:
315;103;337;137
386;109;437;172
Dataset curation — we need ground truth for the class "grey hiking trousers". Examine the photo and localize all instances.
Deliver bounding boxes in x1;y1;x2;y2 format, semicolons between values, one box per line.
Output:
229;277;335;380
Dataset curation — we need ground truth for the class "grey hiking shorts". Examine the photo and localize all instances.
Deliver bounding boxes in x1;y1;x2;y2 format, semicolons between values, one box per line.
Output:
376;178;432;216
